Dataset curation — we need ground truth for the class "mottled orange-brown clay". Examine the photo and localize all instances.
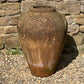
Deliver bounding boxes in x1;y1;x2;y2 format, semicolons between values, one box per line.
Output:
17;6;67;77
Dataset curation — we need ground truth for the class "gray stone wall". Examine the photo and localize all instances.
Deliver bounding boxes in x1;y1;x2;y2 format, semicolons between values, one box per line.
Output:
0;0;84;53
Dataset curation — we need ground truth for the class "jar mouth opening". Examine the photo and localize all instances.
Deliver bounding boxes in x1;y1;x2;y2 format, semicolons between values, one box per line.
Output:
30;6;56;12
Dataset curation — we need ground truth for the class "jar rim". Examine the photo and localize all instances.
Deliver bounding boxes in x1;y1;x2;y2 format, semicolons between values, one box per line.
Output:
29;6;56;12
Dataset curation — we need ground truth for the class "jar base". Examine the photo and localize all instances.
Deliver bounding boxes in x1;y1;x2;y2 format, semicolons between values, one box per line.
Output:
31;71;56;77
29;64;56;77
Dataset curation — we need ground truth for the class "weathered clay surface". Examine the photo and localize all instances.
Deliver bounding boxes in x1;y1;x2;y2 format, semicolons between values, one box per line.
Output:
17;7;67;77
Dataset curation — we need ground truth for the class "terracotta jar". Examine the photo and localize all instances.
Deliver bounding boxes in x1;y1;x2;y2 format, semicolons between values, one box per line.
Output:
17;6;67;77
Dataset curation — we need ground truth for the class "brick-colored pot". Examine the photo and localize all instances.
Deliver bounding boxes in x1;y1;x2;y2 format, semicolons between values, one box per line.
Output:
17;6;67;77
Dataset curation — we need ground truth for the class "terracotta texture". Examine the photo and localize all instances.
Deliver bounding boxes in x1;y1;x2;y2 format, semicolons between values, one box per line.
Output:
17;6;67;77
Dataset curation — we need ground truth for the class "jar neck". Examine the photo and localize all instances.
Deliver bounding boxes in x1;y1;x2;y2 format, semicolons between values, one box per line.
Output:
29;6;56;12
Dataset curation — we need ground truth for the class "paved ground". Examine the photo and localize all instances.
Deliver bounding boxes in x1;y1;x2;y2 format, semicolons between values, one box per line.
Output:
0;53;84;84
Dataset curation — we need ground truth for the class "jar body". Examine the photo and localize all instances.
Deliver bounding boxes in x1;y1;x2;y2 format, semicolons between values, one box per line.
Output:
17;9;67;77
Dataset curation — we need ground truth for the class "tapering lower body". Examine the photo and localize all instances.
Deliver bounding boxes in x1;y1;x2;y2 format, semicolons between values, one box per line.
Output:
18;31;66;77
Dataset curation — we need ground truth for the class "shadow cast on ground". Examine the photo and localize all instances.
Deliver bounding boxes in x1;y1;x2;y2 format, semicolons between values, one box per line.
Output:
56;34;79;72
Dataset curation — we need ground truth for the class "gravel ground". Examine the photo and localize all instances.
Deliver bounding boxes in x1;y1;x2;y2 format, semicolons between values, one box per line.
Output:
0;53;84;84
